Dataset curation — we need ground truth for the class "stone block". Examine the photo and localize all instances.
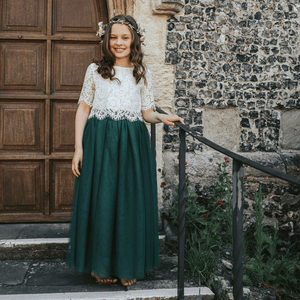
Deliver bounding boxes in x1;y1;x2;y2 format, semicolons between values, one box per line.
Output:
0;261;30;285
162;150;299;187
152;0;184;15
0;224;26;239
242;152;286;177
162;151;230;185
281;110;300;150
26;261;95;286
18;223;70;239
203;108;240;151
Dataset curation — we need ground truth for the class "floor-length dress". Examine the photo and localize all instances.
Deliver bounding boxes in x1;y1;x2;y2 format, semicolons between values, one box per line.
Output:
66;63;160;279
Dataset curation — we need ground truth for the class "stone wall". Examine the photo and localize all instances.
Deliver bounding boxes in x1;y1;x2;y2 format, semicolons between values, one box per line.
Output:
131;0;299;234
164;0;300;153
160;0;300;235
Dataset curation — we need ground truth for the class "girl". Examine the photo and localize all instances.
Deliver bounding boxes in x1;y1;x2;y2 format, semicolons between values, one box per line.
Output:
66;14;184;287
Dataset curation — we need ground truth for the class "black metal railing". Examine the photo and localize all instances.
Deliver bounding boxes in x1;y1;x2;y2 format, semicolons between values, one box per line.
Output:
151;107;300;300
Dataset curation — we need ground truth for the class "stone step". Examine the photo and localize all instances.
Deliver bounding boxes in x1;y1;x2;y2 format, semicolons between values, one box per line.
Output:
0;223;71;240
0;223;165;260
0;258;214;299
0;224;215;299
0;287;215;300
0;236;166;260
0;238;69;260
0;223;69;260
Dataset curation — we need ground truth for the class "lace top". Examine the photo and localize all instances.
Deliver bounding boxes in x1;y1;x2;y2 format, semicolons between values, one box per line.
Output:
78;63;155;122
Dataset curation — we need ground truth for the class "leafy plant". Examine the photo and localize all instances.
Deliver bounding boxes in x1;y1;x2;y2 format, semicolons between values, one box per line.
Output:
162;157;300;296
163;158;230;286
243;186;300;296
185;235;220;286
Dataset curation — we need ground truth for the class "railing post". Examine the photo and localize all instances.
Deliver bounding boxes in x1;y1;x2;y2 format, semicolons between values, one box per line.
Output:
151;123;156;154
232;159;244;300
178;127;186;300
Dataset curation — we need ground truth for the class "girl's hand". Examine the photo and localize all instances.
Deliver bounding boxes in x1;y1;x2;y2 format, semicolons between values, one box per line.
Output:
159;114;185;127
72;148;83;177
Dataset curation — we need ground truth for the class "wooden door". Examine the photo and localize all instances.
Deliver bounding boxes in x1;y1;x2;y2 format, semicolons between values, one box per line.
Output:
0;0;108;223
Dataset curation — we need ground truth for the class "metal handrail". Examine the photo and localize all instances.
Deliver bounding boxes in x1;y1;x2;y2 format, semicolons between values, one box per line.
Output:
151;107;300;300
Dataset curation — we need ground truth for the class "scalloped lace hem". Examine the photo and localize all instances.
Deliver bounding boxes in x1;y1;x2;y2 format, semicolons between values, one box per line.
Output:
89;109;145;122
141;102;156;112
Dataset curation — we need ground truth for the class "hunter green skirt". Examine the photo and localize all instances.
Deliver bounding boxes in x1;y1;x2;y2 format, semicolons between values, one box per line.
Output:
66;117;160;279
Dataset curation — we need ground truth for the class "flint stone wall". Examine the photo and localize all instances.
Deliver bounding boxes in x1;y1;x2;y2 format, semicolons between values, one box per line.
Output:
161;0;300;234
164;0;300;152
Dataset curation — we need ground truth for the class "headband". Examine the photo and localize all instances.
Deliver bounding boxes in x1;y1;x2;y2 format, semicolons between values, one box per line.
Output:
96;19;146;45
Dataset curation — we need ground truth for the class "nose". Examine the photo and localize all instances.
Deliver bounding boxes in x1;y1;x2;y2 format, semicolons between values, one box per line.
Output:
116;37;123;45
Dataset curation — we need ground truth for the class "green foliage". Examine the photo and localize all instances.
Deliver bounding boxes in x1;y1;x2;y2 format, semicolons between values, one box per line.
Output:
242;273;254;287
252;186;268;284
163;160;300;296
185;235;220;286
210;161;233;245
243;186;300;296
164;160;230;286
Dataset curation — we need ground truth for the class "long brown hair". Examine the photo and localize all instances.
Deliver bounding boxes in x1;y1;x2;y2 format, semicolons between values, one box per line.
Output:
93;15;147;85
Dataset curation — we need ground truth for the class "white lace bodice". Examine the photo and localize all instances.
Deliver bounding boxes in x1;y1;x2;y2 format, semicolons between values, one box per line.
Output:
78;63;155;122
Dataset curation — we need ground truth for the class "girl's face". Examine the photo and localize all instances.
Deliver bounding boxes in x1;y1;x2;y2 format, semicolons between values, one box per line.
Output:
110;24;132;65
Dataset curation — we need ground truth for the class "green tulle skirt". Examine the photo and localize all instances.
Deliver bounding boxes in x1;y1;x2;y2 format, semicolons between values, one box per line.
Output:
66;117;160;279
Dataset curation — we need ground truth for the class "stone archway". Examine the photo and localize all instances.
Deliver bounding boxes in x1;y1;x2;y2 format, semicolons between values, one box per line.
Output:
106;0;134;19
106;0;184;19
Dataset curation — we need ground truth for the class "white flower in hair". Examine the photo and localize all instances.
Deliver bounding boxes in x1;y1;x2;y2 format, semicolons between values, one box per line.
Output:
137;23;146;44
96;22;106;39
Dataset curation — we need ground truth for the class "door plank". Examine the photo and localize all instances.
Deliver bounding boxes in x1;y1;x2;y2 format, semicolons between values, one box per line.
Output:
0;41;46;92
0;161;44;213
0;101;45;152
52;101;77;152
1;0;46;33
0;34;100;41
50;160;75;214
0;154;74;160
52;42;99;93
54;0;97;34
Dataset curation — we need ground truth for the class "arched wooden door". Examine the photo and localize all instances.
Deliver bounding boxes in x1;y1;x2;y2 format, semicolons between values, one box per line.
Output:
0;0;108;223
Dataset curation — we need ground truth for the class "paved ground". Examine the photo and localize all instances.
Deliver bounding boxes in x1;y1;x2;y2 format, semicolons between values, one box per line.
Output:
0;223;215;299
0;223;70;240
0;256;204;294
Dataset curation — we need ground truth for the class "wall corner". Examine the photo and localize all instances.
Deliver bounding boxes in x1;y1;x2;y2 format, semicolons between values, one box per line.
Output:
152;0;184;15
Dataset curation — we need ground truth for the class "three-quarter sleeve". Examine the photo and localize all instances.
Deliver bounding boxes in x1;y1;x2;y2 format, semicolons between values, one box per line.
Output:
78;63;96;107
141;69;156;111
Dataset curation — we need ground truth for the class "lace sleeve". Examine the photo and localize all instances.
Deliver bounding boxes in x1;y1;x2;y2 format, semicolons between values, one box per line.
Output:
78;63;96;107
141;69;156;111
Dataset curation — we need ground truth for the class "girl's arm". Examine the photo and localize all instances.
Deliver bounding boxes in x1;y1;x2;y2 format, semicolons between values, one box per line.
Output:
142;108;184;127
72;101;91;177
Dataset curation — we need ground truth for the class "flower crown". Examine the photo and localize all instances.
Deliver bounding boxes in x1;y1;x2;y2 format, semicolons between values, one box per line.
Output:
96;19;146;45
